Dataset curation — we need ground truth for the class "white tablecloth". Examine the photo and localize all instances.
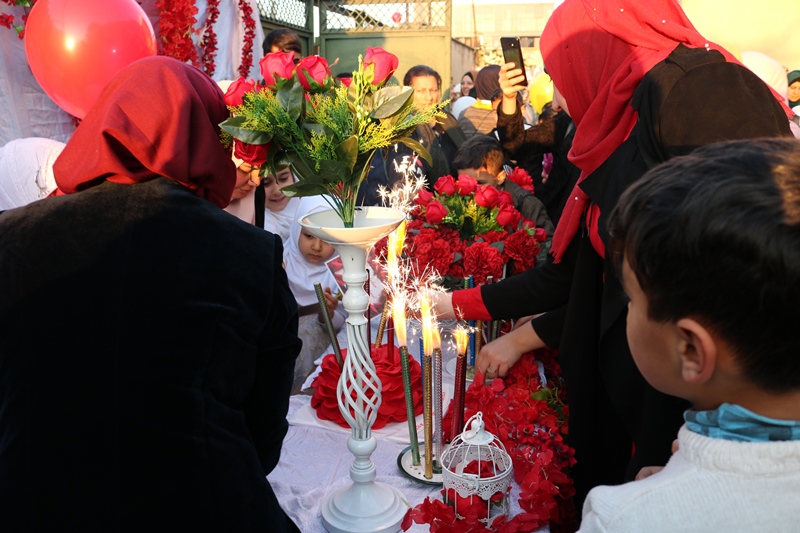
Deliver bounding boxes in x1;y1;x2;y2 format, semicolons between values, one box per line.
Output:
269;395;549;533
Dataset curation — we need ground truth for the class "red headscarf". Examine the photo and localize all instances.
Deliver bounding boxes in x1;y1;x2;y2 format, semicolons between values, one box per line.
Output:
53;56;235;208
542;0;792;262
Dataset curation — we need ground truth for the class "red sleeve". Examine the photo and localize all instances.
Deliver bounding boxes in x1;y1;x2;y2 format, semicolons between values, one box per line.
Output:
452;287;493;322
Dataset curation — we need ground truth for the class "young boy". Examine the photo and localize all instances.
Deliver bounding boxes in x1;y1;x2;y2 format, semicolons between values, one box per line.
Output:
582;138;800;531
452;135;554;236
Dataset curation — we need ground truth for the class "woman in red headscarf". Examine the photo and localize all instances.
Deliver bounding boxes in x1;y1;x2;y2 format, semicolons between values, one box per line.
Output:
0;57;301;531
435;0;793;506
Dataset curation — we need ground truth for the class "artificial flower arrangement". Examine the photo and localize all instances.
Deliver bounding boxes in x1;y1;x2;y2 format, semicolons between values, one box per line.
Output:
220;46;447;226
403;349;577;533
379;171;547;288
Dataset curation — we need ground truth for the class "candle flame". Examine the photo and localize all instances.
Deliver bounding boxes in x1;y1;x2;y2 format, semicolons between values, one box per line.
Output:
420;291;434;356
392;293;407;346
454;326;469;355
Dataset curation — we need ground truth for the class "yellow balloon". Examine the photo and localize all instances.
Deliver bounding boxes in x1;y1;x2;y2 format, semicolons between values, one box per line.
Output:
528;73;553;115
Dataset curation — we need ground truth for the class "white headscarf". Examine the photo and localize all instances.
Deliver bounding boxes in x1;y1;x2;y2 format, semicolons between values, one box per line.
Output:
741;51;788;104
283;196;340;306
0;138;65;210
264;196;300;244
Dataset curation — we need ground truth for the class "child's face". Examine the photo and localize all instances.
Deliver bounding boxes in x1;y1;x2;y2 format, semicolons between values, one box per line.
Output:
622;258;684;398
458;167;503;188
298;228;336;264
264;167;294;212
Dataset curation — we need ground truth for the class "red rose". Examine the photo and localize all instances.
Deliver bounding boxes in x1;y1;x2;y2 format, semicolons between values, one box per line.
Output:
413;188;433;207
535;227;548;242
434;175;457;196
233;140;268;167
259;51;296;87
497;189;515;208
507;166;534;193
363;46;399;86
455;174;478;196
474;185;500;208
295;55;331;91
463;241;504;284
223;77;256;107
496;204;521;228
425;199;448;224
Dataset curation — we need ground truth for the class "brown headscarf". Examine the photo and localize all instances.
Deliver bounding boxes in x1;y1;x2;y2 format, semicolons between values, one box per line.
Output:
474;65;501;100
53;56;235;208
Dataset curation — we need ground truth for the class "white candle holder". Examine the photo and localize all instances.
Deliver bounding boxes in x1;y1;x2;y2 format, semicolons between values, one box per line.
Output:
300;206;407;533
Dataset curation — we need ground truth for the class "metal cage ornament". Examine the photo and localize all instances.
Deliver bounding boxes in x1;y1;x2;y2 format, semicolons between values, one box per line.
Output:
440;412;513;523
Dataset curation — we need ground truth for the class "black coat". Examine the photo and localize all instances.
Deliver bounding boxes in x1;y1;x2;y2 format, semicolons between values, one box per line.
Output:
0;178;301;531
481;44;792;505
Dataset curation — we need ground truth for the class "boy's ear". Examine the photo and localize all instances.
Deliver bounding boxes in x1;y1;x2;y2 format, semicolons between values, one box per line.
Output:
675;318;717;385
496;169;506;184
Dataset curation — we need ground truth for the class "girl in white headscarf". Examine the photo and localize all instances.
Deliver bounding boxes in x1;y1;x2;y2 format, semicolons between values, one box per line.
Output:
262;166;299;244
283;196;346;392
0;138;65;210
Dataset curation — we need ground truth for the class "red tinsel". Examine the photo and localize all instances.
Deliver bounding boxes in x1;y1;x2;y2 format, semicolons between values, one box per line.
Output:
237;0;256;78
200;0;220;76
157;0;199;66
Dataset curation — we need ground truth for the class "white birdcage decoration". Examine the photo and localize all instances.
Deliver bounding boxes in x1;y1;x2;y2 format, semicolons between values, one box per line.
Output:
440;412;513;523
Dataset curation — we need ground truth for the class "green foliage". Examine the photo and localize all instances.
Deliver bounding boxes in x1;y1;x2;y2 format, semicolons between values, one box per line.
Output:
221;54;447;226
436;192;504;240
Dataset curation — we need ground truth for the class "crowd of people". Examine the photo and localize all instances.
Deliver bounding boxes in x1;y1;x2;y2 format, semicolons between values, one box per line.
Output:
1;0;799;530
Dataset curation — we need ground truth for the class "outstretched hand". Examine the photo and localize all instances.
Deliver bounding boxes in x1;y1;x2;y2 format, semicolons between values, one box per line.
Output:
475;321;546;378
499;62;526;116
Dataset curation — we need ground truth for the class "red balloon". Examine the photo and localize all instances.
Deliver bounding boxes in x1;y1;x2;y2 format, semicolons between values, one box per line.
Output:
24;0;157;119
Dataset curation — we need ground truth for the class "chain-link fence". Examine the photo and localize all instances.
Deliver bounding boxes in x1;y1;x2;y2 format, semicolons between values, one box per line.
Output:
256;0;310;30
321;0;449;32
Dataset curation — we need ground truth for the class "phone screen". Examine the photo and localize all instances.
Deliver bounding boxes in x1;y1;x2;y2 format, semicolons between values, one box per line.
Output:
501;38;527;86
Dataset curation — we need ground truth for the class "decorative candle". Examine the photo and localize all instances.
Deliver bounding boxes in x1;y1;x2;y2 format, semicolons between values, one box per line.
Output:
314;282;343;369
392;293;420;465
468;275;476;366
450;326;469;442
420;290;435;479
432;343;443;470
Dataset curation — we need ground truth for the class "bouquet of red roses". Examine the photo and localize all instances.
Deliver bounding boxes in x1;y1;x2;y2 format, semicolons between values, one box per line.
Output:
394;173;546;287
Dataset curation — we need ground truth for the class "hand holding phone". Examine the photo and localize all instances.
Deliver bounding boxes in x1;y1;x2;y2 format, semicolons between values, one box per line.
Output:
500;37;528;87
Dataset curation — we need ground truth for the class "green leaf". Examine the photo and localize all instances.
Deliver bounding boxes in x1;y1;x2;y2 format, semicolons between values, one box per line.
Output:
531;389;554;402
281;181;330;198
277;77;305;121
219;115;272;145
319;159;350;185
398;137;433;165
370;86;413;119
334;136;358;174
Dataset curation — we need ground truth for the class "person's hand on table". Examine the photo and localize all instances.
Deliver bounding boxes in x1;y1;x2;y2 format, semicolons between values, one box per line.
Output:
499;62;526;116
476;322;545;378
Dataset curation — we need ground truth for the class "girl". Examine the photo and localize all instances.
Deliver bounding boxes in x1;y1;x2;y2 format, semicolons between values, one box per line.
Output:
262;166;299;244
283;197;346;393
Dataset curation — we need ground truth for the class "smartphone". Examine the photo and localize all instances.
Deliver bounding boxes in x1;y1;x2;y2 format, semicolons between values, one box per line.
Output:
500;37;528;86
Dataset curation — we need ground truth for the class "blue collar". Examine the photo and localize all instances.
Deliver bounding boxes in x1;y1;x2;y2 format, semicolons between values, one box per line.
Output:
685;403;800;442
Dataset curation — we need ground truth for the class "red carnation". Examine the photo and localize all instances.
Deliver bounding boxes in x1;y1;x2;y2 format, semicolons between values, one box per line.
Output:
463;241;504;284
425;199;448;225
434;175;457;196
259;51;296;87
363;46;399;86
455;174;478;196
504;230;538;273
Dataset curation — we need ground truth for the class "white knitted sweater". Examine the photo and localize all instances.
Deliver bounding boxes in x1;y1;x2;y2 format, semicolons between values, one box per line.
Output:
579;425;800;532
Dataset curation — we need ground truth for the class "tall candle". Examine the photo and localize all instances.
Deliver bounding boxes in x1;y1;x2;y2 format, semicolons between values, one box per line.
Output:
451;326;469;442
420;290;435;478
468;276;476;366
393;294;420;465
